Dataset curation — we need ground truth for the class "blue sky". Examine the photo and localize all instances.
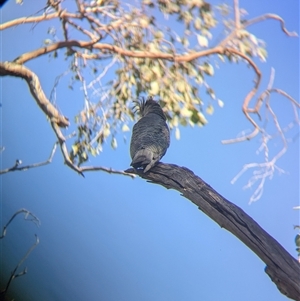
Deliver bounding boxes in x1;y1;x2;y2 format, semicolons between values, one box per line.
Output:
0;1;299;300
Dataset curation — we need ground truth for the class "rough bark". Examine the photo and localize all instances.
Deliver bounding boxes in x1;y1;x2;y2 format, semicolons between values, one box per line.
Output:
125;163;300;301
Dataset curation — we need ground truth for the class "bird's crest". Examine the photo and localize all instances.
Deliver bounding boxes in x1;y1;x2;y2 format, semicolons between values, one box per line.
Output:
133;96;166;120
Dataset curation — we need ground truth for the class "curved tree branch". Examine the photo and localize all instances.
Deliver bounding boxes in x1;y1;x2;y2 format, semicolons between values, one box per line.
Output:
0;61;69;127
125;163;300;301
244;14;298;37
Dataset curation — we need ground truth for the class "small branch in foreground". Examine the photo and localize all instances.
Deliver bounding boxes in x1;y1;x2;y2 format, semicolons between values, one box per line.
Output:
0;143;58;175
0;209;40;296
0;208;40;239
81;165;136;178
0;234;39;296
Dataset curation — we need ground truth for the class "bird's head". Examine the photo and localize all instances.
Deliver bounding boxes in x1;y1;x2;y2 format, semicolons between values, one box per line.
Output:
133;96;166;120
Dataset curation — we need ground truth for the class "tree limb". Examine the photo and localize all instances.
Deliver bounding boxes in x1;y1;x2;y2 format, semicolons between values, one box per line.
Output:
125;163;300;301
0;61;69;127
0;11;81;31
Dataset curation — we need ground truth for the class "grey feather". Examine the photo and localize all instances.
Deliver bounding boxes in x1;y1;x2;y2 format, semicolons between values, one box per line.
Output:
130;97;170;173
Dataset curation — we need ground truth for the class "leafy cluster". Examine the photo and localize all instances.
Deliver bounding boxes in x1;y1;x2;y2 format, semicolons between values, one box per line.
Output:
17;0;269;166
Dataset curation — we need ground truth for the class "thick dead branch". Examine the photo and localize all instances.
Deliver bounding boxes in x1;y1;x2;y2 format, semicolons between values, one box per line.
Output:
0;61;69;127
125;163;300;301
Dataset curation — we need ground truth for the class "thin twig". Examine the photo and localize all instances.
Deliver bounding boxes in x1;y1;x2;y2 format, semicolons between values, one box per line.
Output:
80;165;136;177
1;234;39;296
233;0;240;30
244;13;298;37
0;209;40;239
0;143;58;175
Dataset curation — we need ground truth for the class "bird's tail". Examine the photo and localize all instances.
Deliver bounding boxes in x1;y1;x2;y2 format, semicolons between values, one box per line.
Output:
130;149;155;173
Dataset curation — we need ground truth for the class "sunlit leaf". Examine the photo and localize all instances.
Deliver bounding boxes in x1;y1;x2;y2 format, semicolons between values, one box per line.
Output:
103;126;110;138
194;18;202;30
150;81;159;94
198;112;208;125
111;138;117;149
176;81;185;93
175;127;180;140
206;105;214;115
218;99;224;107
257;47;267;62
202;63;214;76
72;144;78;155
122;124;130;132
197;34;208;47
181;107;192;117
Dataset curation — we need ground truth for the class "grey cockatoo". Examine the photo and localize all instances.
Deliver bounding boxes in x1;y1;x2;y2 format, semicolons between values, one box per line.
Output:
130;97;170;173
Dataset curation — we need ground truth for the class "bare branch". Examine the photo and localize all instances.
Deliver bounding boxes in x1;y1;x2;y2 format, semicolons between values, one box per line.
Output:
0;143;58;175
228;69;299;202
221;47;262;144
1;234;39;296
0;61;69;127
0;11;80;31
0;209;40;239
1;209;39;296
244;13;298;37
14;39;99;65
66;18;98;40
50;121;84;176
233;0;240;30
80;166;136;178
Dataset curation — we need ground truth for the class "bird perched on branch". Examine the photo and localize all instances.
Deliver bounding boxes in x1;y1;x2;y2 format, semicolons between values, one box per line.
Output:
130;96;170;173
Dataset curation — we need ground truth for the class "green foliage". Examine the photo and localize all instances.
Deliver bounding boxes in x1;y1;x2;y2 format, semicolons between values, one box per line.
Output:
46;0;268;166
